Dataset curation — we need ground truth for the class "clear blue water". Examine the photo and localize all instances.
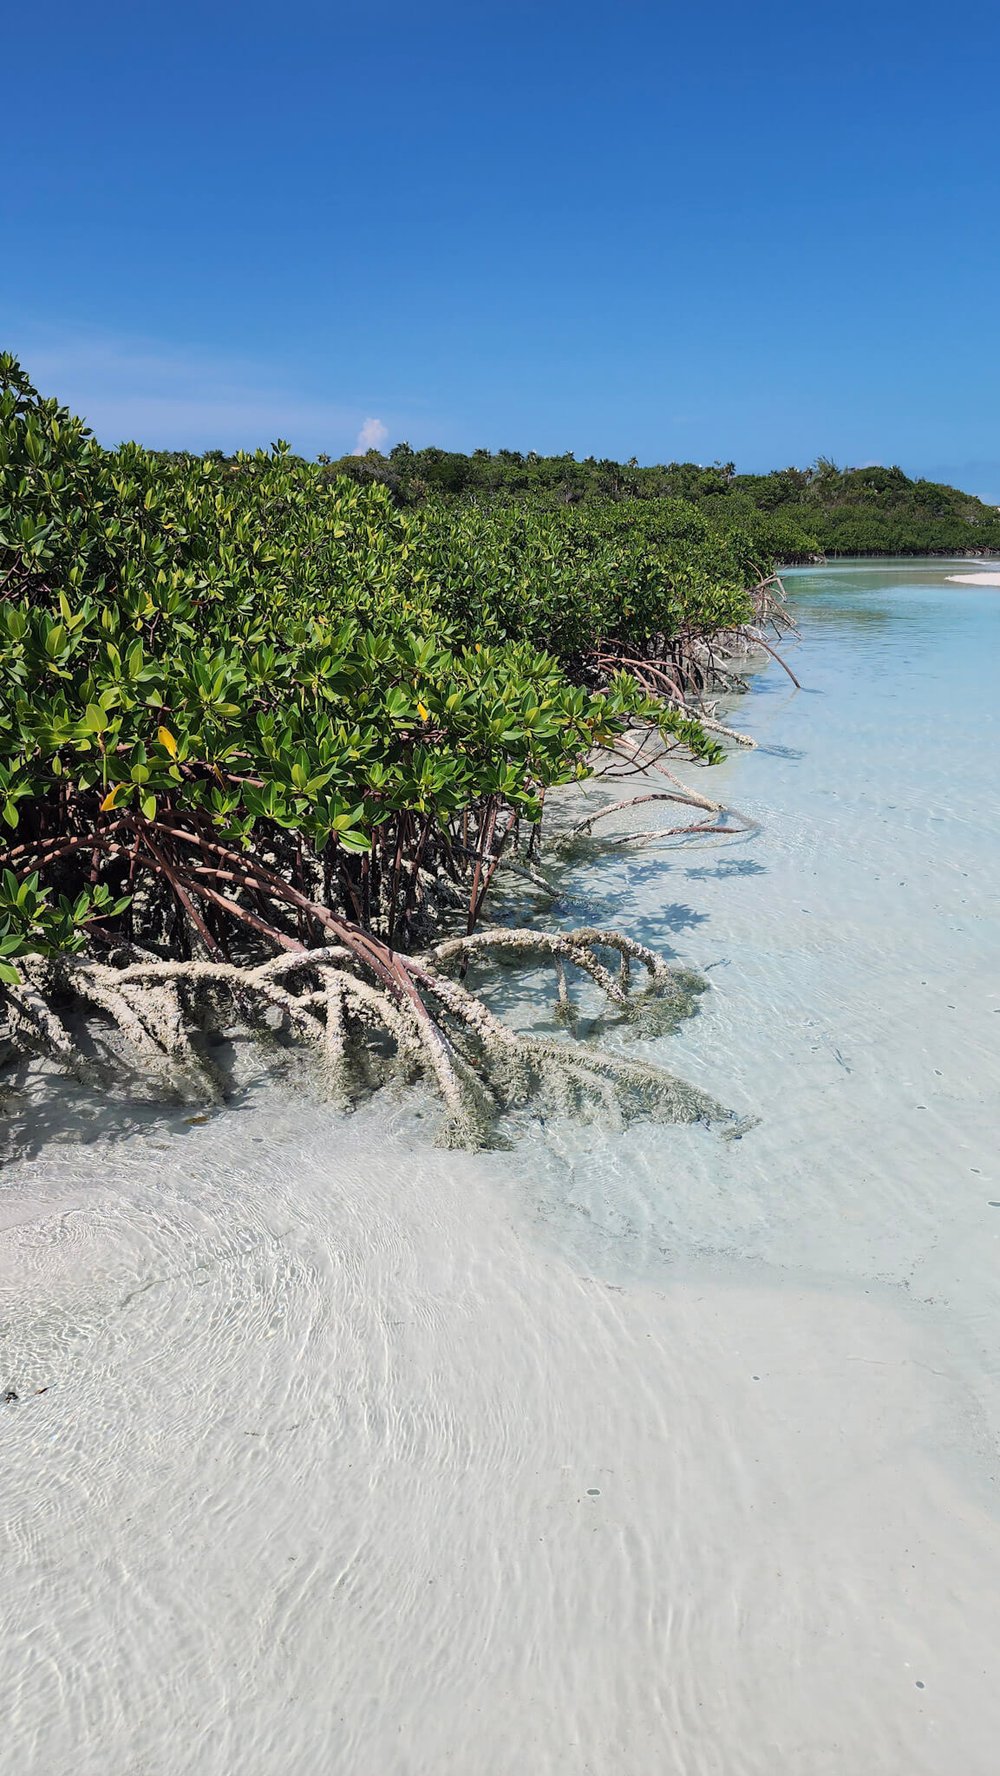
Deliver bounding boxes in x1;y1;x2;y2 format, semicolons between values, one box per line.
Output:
523;559;1000;1320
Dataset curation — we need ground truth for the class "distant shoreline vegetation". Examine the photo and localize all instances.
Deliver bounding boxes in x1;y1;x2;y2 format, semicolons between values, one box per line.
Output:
272;447;998;562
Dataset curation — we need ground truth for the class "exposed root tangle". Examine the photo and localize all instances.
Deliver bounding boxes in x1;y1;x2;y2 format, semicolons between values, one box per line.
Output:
1;922;740;1147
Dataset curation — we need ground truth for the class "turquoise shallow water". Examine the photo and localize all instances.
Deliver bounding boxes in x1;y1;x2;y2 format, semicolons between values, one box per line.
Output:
2;558;1000;1775
524;559;1000;1307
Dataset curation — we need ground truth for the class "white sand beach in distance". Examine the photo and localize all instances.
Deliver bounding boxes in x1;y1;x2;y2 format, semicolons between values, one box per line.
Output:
945;571;1000;584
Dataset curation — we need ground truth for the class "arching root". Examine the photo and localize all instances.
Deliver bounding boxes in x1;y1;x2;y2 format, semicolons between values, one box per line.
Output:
430;924;695;1008
1;925;741;1149
573;791;721;836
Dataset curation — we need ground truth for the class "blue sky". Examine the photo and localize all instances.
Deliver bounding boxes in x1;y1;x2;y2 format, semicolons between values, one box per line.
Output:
6;0;999;494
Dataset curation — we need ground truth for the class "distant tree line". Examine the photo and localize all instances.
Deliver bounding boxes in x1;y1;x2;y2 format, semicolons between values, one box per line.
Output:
158;443;1000;559
302;446;999;559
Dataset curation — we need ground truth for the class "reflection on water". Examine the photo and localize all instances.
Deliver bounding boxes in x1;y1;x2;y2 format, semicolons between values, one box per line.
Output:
684;858;767;880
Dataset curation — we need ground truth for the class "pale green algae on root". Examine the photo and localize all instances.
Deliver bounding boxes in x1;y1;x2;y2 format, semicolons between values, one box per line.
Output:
425;926;741;1147
1;927;744;1153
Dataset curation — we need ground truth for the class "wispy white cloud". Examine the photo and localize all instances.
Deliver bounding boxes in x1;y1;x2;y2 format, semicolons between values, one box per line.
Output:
353;416;389;455
9;327;397;459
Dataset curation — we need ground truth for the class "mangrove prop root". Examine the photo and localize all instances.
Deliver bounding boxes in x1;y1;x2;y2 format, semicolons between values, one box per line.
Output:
574;791;720;836
431;925;683;1002
608;822;750;847
605;737;745;798
1;923;737;1147
573;764;759;849
695;712;757;749
746;629;802;689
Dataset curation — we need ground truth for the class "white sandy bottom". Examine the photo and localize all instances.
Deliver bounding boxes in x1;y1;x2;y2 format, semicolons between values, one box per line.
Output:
3;1104;999;1776
945;571;1000;585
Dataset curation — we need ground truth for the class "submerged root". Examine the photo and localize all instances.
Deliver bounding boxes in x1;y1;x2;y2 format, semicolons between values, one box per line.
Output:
430;924;697;1011
572;795;758;850
1;922;741;1148
696;711;757;749
517;1035;730;1128
573;791;722;836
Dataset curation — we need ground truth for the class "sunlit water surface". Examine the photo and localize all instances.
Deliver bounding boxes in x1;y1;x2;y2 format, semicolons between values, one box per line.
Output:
530;558;1000;1305
2;560;999;1775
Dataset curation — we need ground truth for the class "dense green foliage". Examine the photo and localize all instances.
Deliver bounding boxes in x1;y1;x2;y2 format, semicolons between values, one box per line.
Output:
403;499;758;657
0;356;751;976
725;461;1000;557
326;443;1000;560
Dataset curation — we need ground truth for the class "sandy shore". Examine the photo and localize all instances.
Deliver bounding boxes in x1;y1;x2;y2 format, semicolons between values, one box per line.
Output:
3;1099;1000;1776
945;571;1000;585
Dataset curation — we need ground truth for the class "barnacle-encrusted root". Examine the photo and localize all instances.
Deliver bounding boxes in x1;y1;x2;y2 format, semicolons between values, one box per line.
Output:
2;960;101;1086
431;924;685;995
1;926;739;1148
